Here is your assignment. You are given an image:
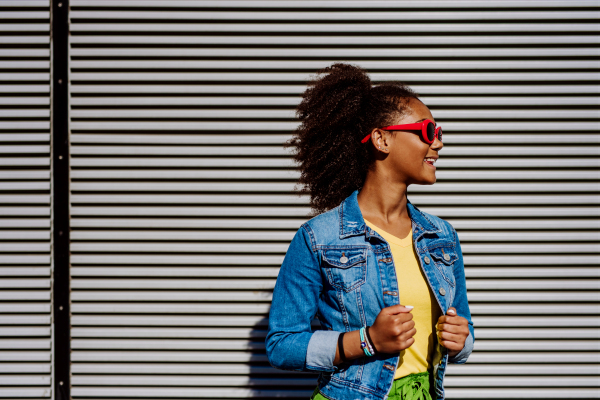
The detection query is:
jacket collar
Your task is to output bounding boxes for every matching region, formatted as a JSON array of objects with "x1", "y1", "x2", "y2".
[{"x1": 339, "y1": 189, "x2": 440, "y2": 239}]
